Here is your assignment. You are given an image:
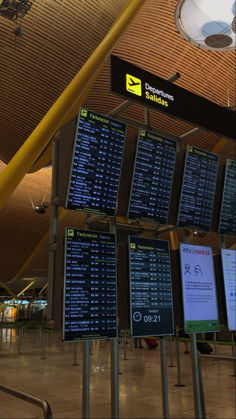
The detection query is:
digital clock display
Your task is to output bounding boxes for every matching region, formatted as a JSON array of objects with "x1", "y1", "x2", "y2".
[{"x1": 129, "y1": 236, "x2": 174, "y2": 337}]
